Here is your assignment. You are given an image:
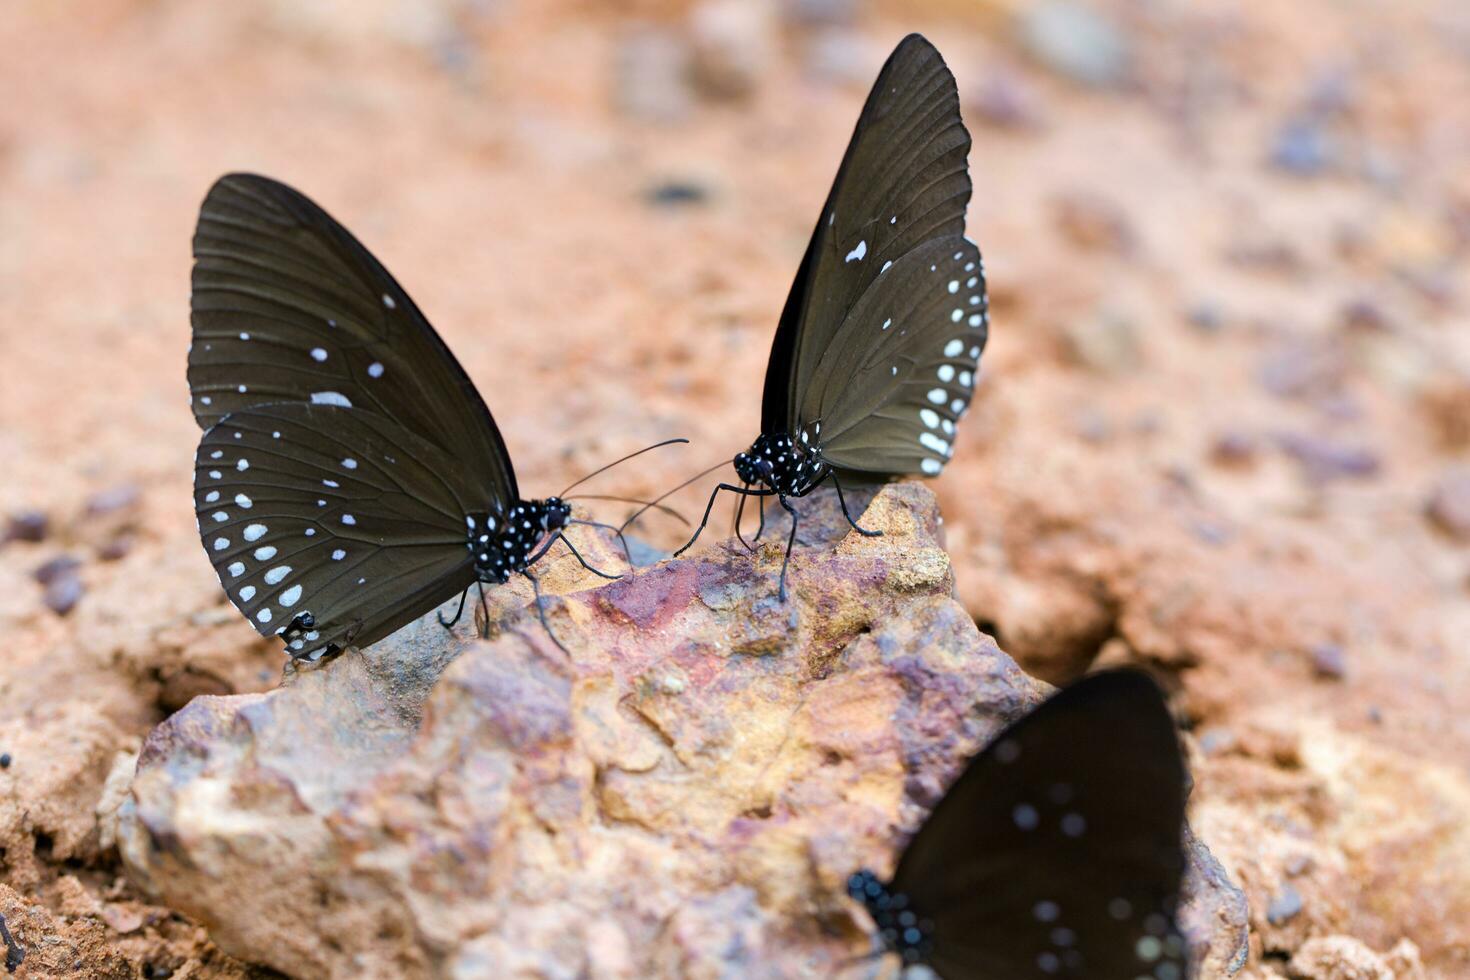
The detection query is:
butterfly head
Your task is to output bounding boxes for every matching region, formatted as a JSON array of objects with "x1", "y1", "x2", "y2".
[
  {"x1": 734, "y1": 432, "x2": 826, "y2": 496},
  {"x1": 847, "y1": 870, "x2": 933, "y2": 965},
  {"x1": 540, "y1": 496, "x2": 572, "y2": 533}
]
